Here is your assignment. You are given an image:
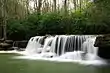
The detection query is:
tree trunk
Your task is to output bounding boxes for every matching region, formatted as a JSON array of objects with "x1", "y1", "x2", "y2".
[
  {"x1": 79, "y1": 0, "x2": 82, "y2": 12},
  {"x1": 73, "y1": 0, "x2": 77, "y2": 11},
  {"x1": 37, "y1": 0, "x2": 42, "y2": 15},
  {"x1": 64, "y1": 0, "x2": 67, "y2": 15},
  {"x1": 26, "y1": 0, "x2": 30, "y2": 15},
  {"x1": 53, "y1": 0, "x2": 56, "y2": 12},
  {"x1": 1, "y1": 0, "x2": 7, "y2": 40}
]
